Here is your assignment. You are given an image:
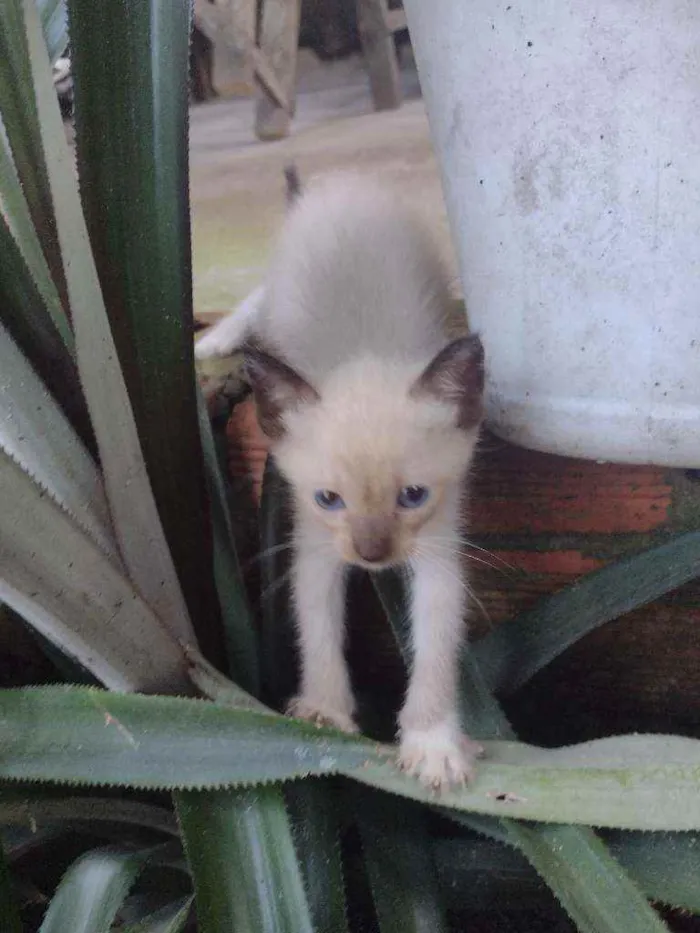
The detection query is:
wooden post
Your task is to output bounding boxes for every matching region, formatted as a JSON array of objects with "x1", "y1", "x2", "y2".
[
  {"x1": 254, "y1": 0, "x2": 301, "y2": 141},
  {"x1": 356, "y1": 0, "x2": 402, "y2": 111}
]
